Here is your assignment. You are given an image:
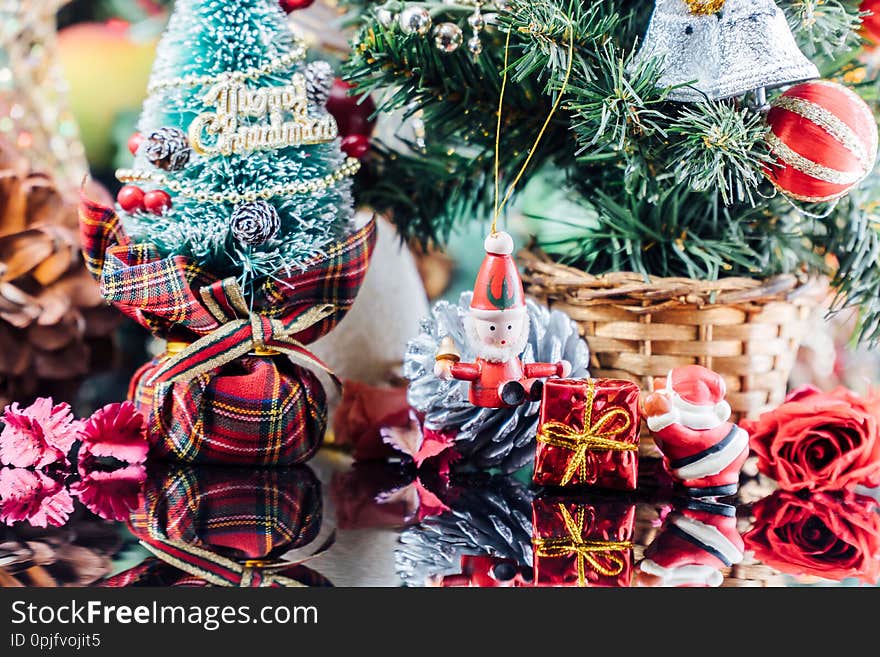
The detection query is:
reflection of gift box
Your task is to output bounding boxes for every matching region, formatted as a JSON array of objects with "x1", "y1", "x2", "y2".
[
  {"x1": 532, "y1": 496, "x2": 635, "y2": 587},
  {"x1": 534, "y1": 378, "x2": 640, "y2": 490}
]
